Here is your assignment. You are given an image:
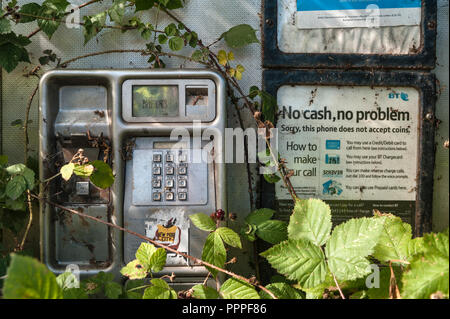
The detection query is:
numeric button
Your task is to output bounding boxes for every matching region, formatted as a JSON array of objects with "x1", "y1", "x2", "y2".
[{"x1": 178, "y1": 166, "x2": 187, "y2": 175}]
